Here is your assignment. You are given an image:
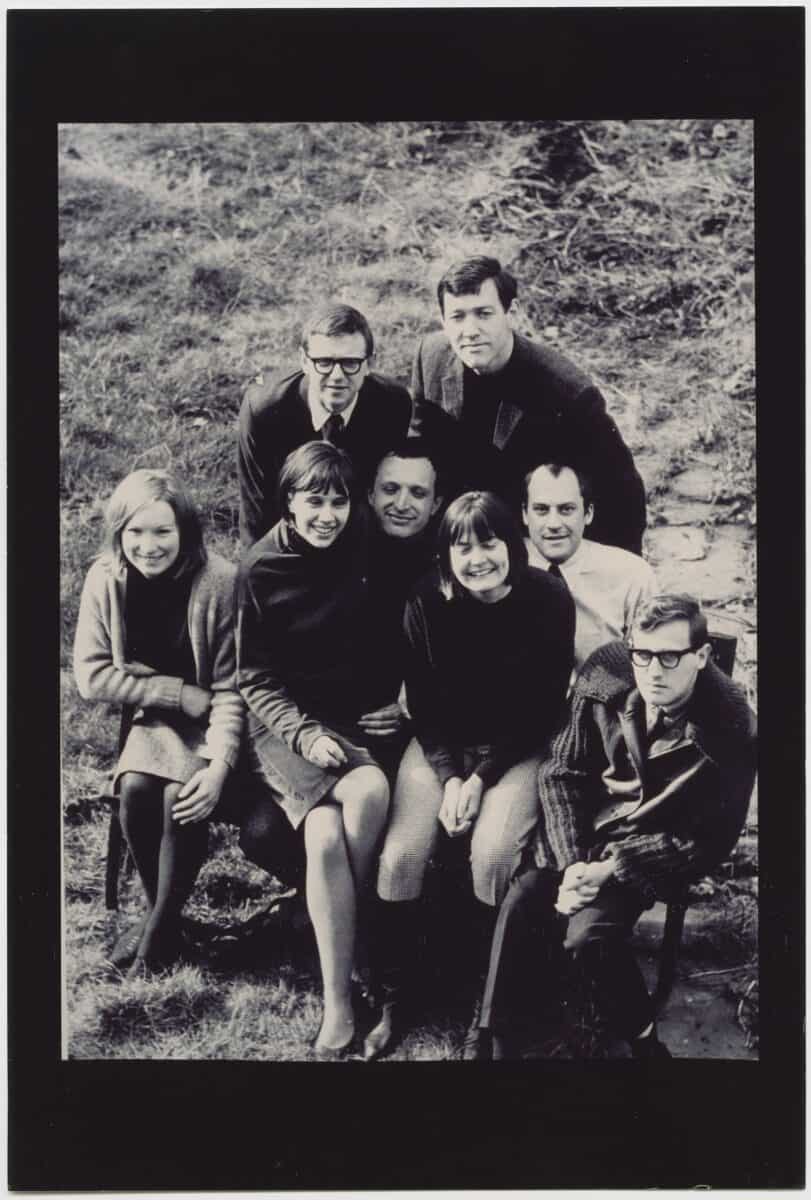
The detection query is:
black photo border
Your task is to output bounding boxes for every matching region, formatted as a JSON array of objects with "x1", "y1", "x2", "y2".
[{"x1": 8, "y1": 6, "x2": 804, "y2": 1190}]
